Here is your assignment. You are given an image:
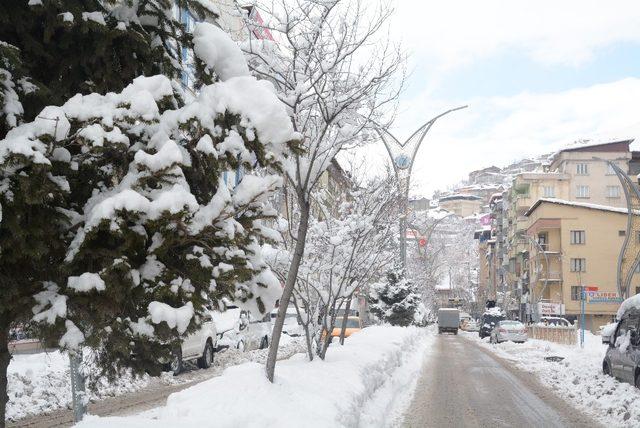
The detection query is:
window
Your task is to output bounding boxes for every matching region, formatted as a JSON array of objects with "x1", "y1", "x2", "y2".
[
  {"x1": 571, "y1": 286, "x2": 583, "y2": 301},
  {"x1": 620, "y1": 230, "x2": 627, "y2": 237},
  {"x1": 570, "y1": 258, "x2": 586, "y2": 272},
  {"x1": 570, "y1": 230, "x2": 585, "y2": 244},
  {"x1": 607, "y1": 163, "x2": 617, "y2": 175},
  {"x1": 542, "y1": 186, "x2": 555, "y2": 198},
  {"x1": 576, "y1": 185, "x2": 590, "y2": 198},
  {"x1": 576, "y1": 163, "x2": 589, "y2": 175},
  {"x1": 537, "y1": 232, "x2": 548, "y2": 250},
  {"x1": 607, "y1": 185, "x2": 621, "y2": 198}
]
